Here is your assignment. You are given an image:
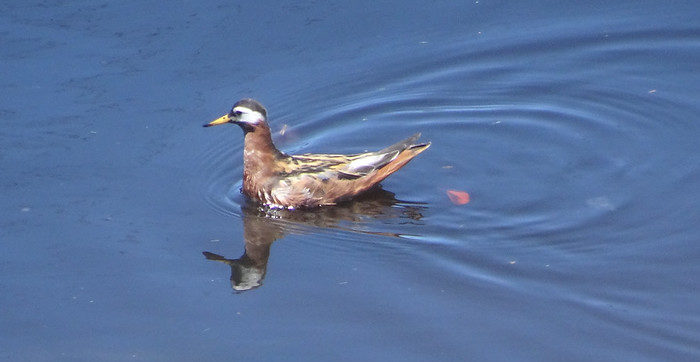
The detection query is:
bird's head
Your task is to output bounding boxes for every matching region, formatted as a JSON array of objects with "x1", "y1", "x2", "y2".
[{"x1": 204, "y1": 98, "x2": 268, "y2": 132}]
